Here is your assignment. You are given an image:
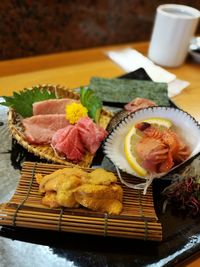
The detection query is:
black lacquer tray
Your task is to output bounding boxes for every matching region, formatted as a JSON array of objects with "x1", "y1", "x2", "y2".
[{"x1": 1, "y1": 69, "x2": 200, "y2": 267}]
